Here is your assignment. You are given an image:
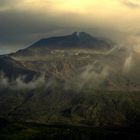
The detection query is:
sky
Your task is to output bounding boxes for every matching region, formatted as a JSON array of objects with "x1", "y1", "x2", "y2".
[{"x1": 0, "y1": 0, "x2": 140, "y2": 54}]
